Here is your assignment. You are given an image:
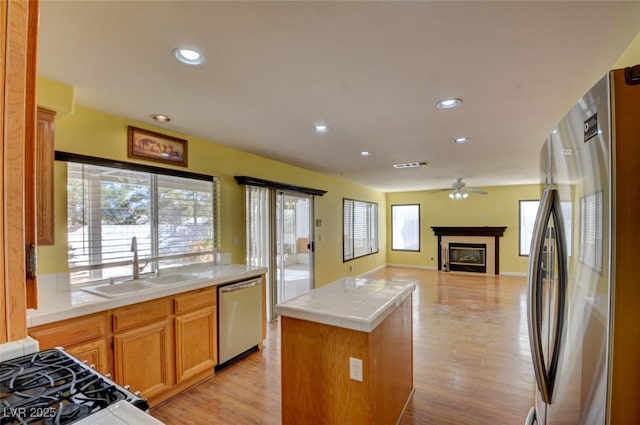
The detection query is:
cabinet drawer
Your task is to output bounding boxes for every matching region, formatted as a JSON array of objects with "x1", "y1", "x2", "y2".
[
  {"x1": 174, "y1": 288, "x2": 216, "y2": 314},
  {"x1": 29, "y1": 312, "x2": 107, "y2": 349},
  {"x1": 112, "y1": 299, "x2": 171, "y2": 333}
]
